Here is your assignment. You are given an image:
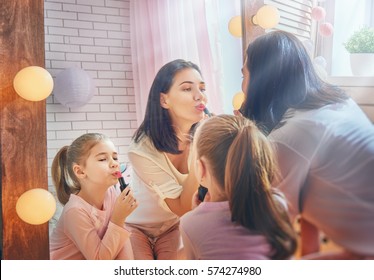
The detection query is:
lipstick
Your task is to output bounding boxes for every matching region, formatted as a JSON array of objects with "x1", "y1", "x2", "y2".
[
  {"x1": 115, "y1": 171, "x2": 128, "y2": 192},
  {"x1": 203, "y1": 107, "x2": 212, "y2": 117}
]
